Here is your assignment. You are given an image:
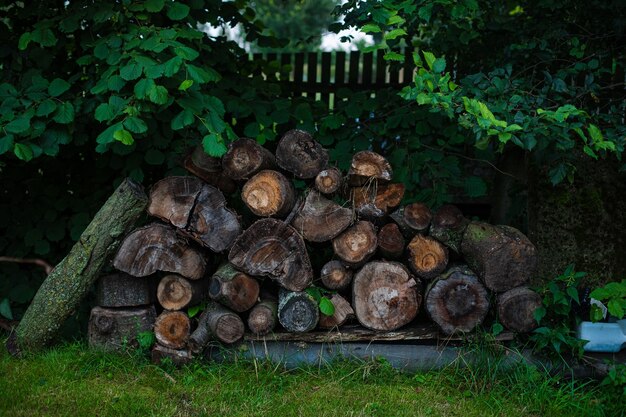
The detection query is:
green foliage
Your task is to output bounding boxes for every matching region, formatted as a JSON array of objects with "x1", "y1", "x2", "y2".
[
  {"x1": 305, "y1": 286, "x2": 335, "y2": 316},
  {"x1": 136, "y1": 331, "x2": 155, "y2": 352},
  {"x1": 600, "y1": 363, "x2": 626, "y2": 397},
  {"x1": 589, "y1": 279, "x2": 626, "y2": 321}
]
